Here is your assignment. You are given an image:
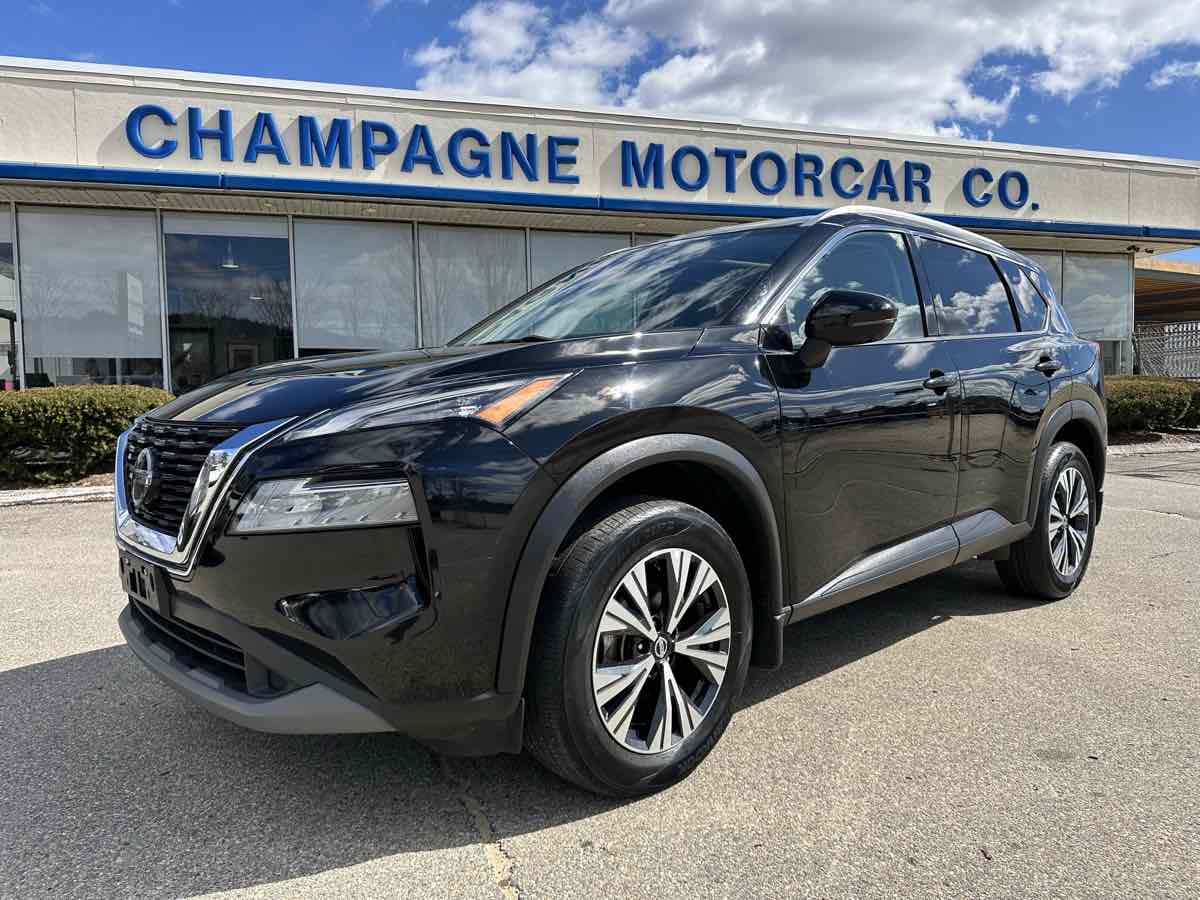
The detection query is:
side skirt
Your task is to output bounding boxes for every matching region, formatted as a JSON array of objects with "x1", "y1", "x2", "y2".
[{"x1": 782, "y1": 510, "x2": 1031, "y2": 625}]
